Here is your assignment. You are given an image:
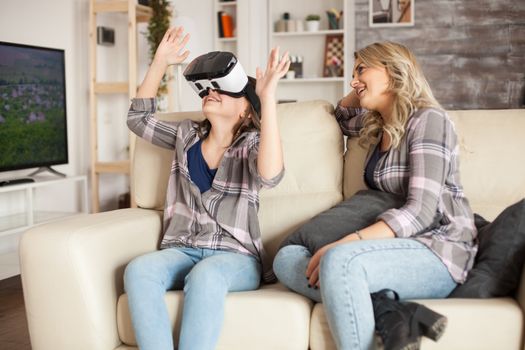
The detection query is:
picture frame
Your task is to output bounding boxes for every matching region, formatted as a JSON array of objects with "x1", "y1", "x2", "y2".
[
  {"x1": 323, "y1": 34, "x2": 344, "y2": 78},
  {"x1": 369, "y1": 0, "x2": 414, "y2": 27}
]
